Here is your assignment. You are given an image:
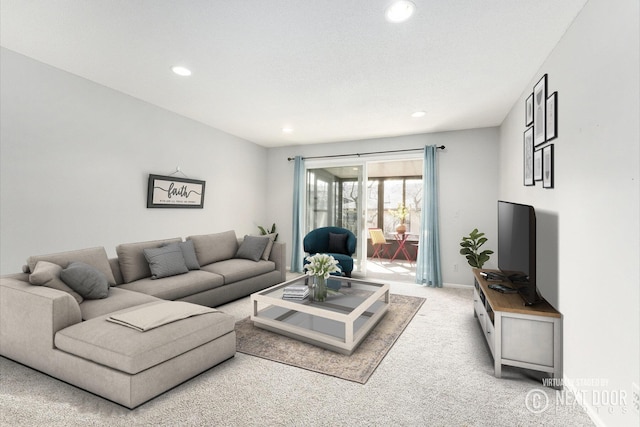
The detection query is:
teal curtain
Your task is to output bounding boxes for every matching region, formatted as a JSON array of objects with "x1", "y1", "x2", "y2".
[
  {"x1": 416, "y1": 145, "x2": 443, "y2": 287},
  {"x1": 291, "y1": 156, "x2": 305, "y2": 272}
]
